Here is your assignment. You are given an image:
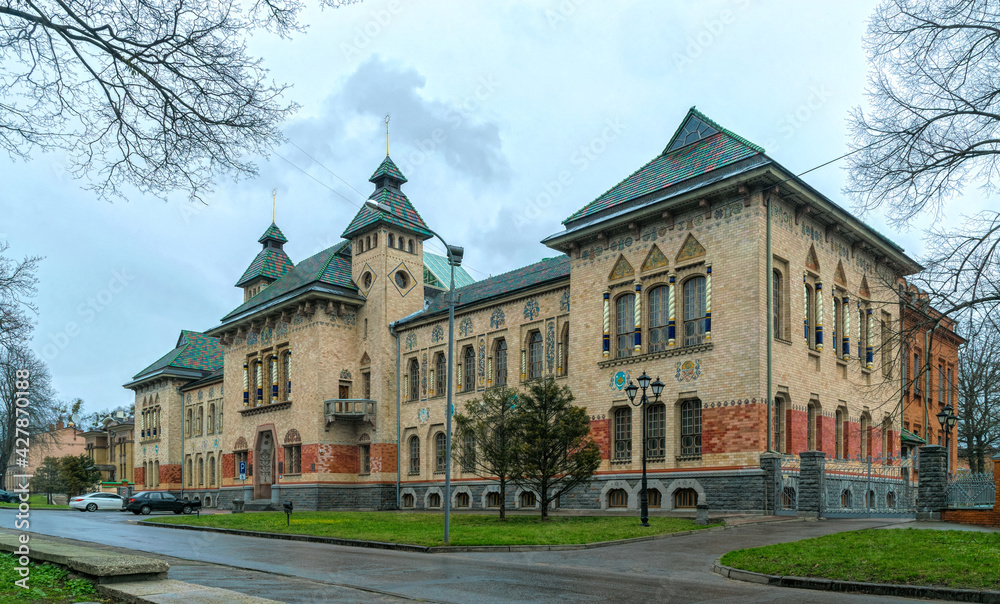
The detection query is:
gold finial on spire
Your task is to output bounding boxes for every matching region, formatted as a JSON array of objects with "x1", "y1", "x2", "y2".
[
  {"x1": 385, "y1": 113, "x2": 391, "y2": 156},
  {"x1": 271, "y1": 188, "x2": 277, "y2": 223}
]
